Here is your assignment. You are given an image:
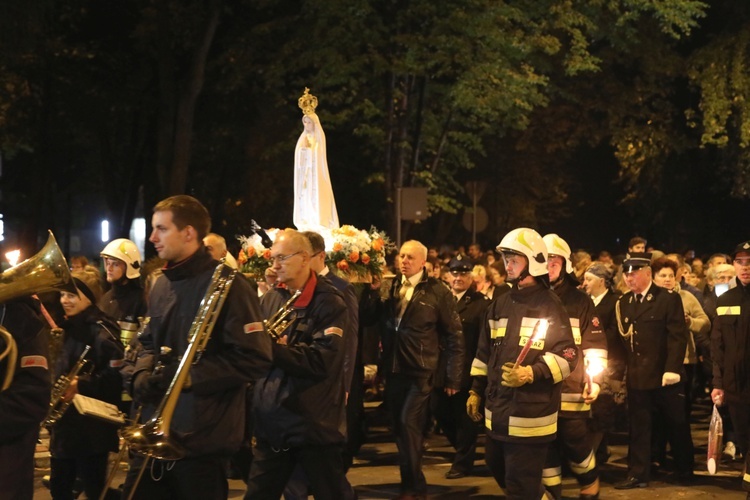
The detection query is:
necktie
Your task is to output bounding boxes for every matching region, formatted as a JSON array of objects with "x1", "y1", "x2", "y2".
[
  {"x1": 397, "y1": 280, "x2": 413, "y2": 324},
  {"x1": 635, "y1": 293, "x2": 643, "y2": 304}
]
